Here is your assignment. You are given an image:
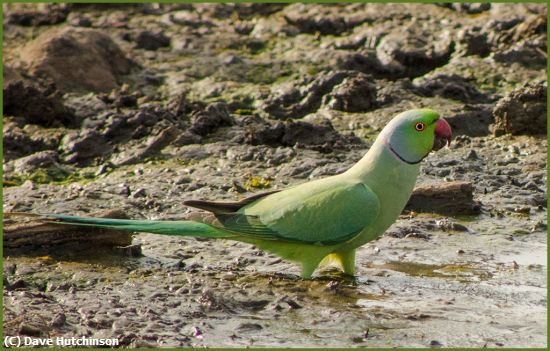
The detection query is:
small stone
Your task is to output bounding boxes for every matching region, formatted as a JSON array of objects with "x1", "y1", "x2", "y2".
[
  {"x1": 19, "y1": 323, "x2": 42, "y2": 336},
  {"x1": 130, "y1": 188, "x2": 146, "y2": 198},
  {"x1": 7, "y1": 278, "x2": 27, "y2": 291},
  {"x1": 429, "y1": 340, "x2": 443, "y2": 348},
  {"x1": 50, "y1": 313, "x2": 66, "y2": 327},
  {"x1": 135, "y1": 30, "x2": 170, "y2": 51},
  {"x1": 326, "y1": 281, "x2": 339, "y2": 290},
  {"x1": 95, "y1": 164, "x2": 110, "y2": 176},
  {"x1": 464, "y1": 149, "x2": 479, "y2": 160},
  {"x1": 22, "y1": 180, "x2": 36, "y2": 190},
  {"x1": 513, "y1": 206, "x2": 530, "y2": 215},
  {"x1": 281, "y1": 296, "x2": 302, "y2": 309},
  {"x1": 236, "y1": 323, "x2": 263, "y2": 332}
]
